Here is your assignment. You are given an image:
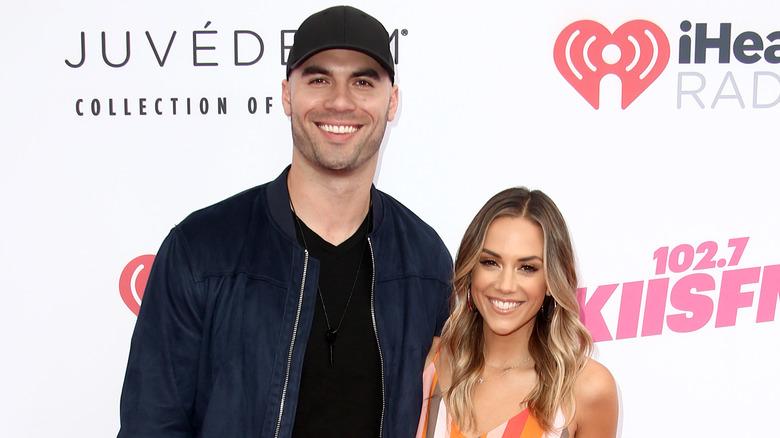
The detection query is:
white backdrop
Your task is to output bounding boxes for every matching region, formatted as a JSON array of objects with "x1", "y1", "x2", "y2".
[{"x1": 2, "y1": 1, "x2": 778, "y2": 436}]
